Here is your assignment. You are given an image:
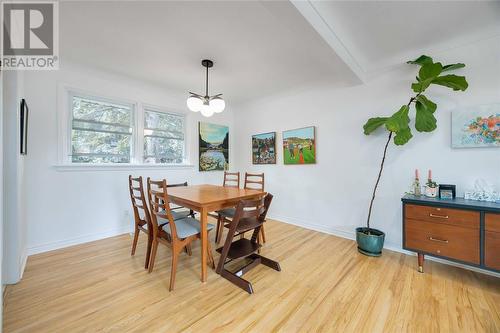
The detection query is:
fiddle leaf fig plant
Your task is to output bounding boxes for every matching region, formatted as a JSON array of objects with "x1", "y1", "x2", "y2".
[{"x1": 362, "y1": 55, "x2": 468, "y2": 230}]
